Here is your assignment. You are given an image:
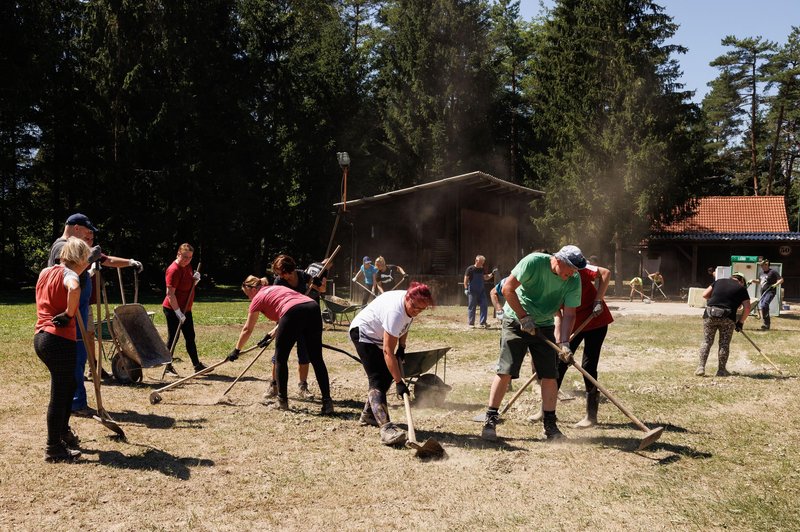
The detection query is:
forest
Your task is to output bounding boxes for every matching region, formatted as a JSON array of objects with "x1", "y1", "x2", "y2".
[{"x1": 1, "y1": 0, "x2": 798, "y2": 287}]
